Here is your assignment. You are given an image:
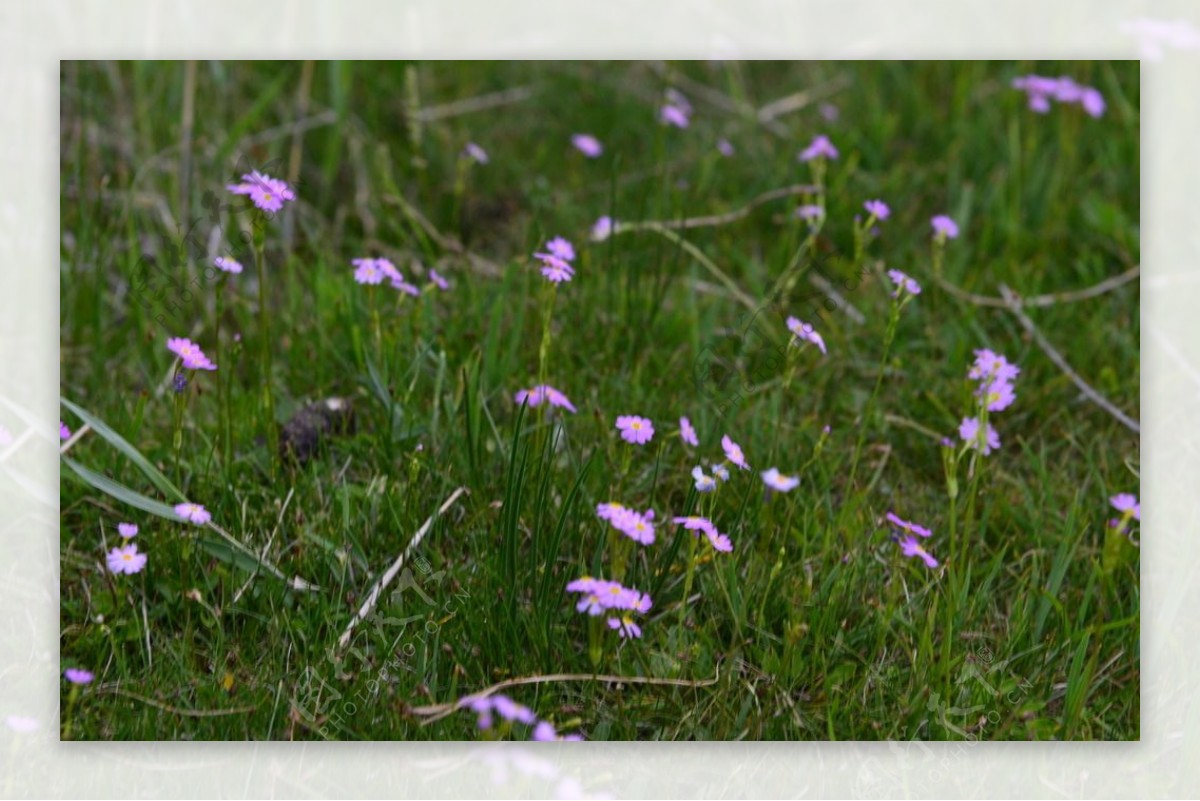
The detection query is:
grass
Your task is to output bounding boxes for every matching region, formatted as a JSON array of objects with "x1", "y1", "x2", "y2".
[{"x1": 59, "y1": 60, "x2": 1139, "y2": 741}]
